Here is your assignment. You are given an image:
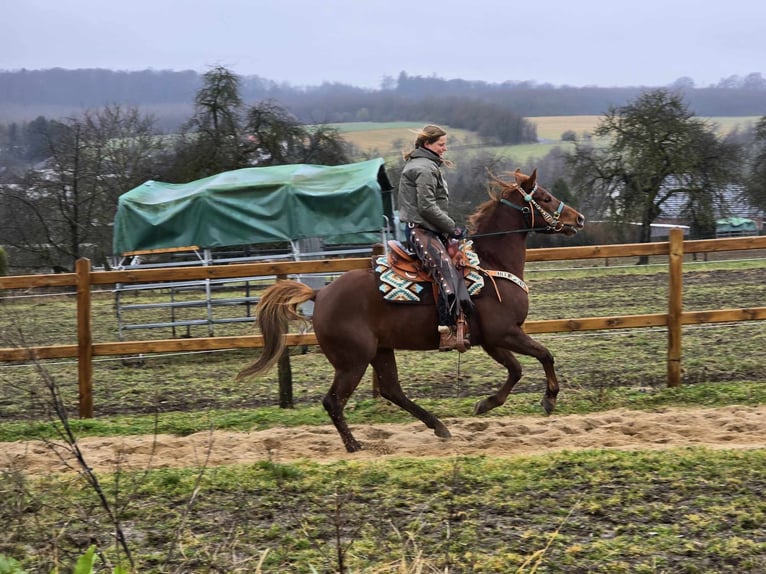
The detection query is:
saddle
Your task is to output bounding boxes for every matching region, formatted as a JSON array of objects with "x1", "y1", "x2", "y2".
[
  {"x1": 373, "y1": 240, "x2": 484, "y2": 304},
  {"x1": 386, "y1": 240, "x2": 436, "y2": 282}
]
